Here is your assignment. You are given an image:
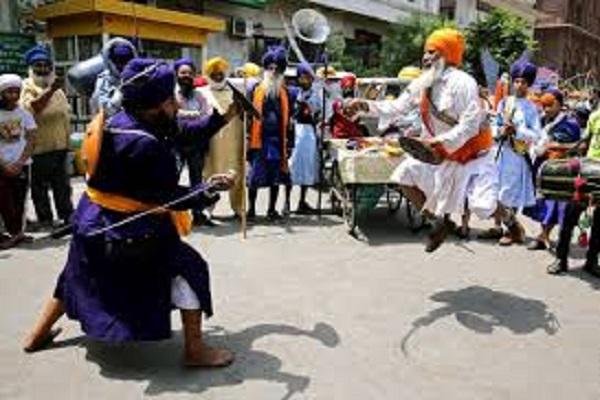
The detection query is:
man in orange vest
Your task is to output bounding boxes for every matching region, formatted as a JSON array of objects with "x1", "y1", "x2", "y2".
[
  {"x1": 247, "y1": 46, "x2": 294, "y2": 222},
  {"x1": 347, "y1": 28, "x2": 523, "y2": 252}
]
